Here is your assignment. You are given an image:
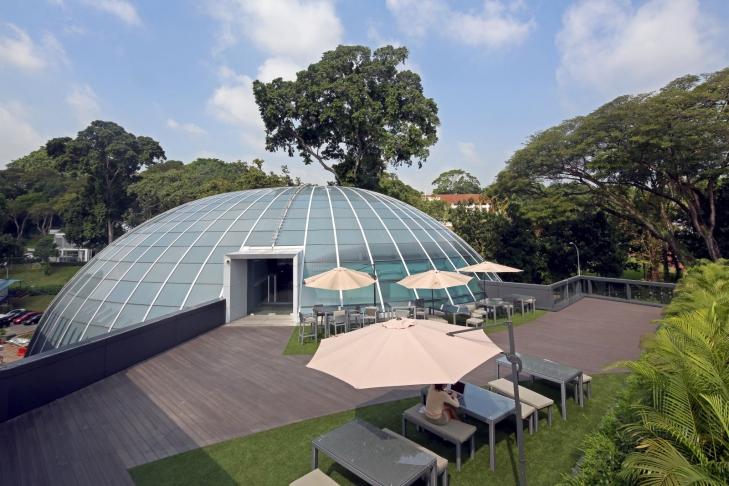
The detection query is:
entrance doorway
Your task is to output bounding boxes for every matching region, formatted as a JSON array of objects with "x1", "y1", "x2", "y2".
[{"x1": 247, "y1": 258, "x2": 293, "y2": 315}]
